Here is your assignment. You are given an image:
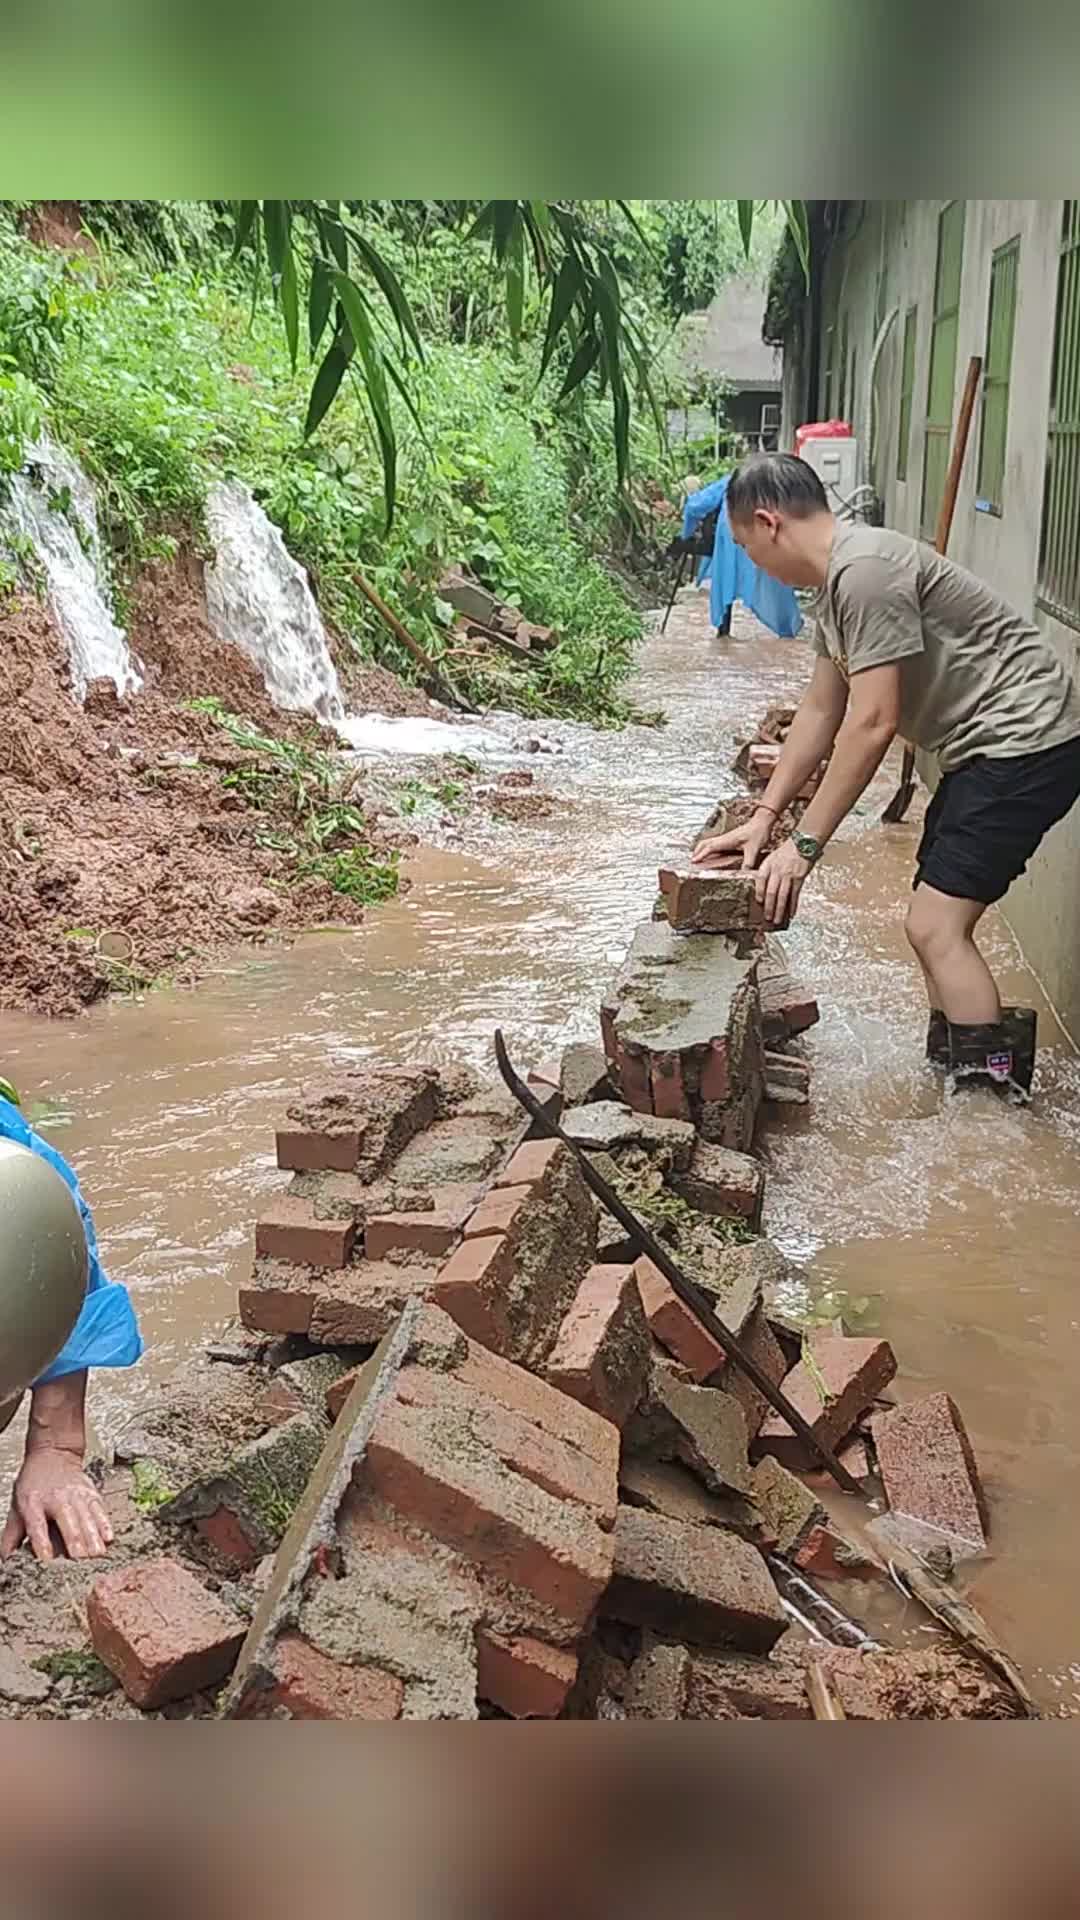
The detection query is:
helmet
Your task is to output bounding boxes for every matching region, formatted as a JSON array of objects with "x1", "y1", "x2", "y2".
[{"x1": 0, "y1": 1140, "x2": 88, "y2": 1432}]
